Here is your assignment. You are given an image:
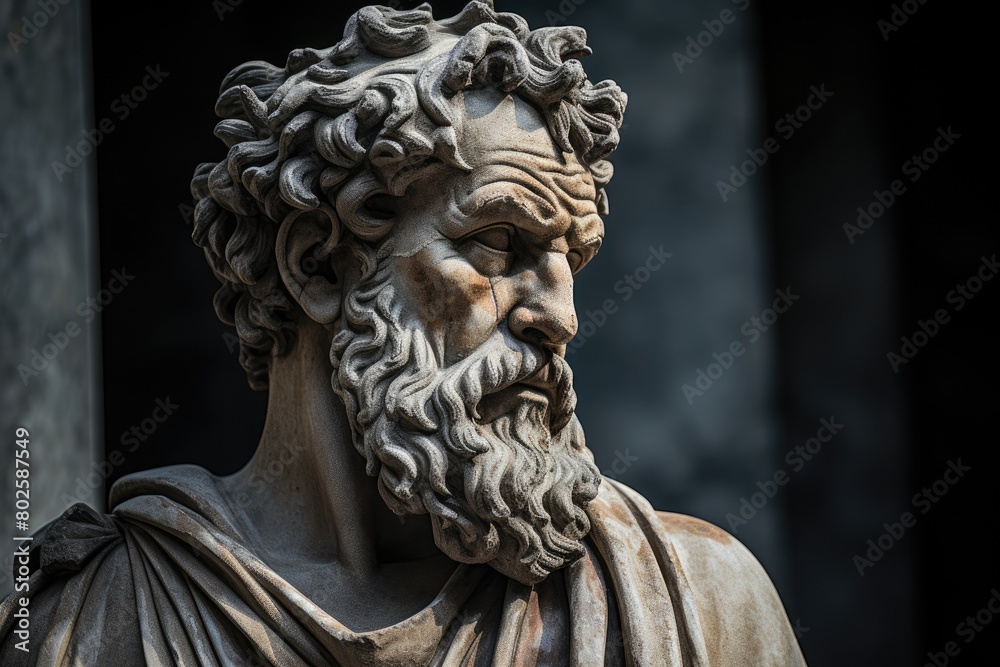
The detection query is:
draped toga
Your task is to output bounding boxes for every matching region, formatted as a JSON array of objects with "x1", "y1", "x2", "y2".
[{"x1": 0, "y1": 466, "x2": 807, "y2": 666}]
